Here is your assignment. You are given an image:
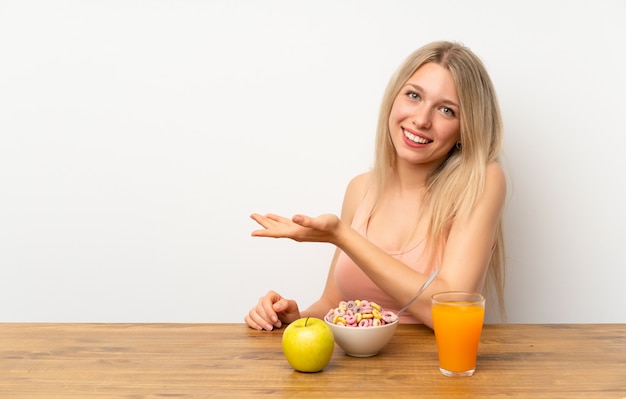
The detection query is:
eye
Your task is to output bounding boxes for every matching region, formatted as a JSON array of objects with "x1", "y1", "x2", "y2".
[
  {"x1": 406, "y1": 91, "x2": 420, "y2": 100},
  {"x1": 441, "y1": 107, "x2": 456, "y2": 117}
]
